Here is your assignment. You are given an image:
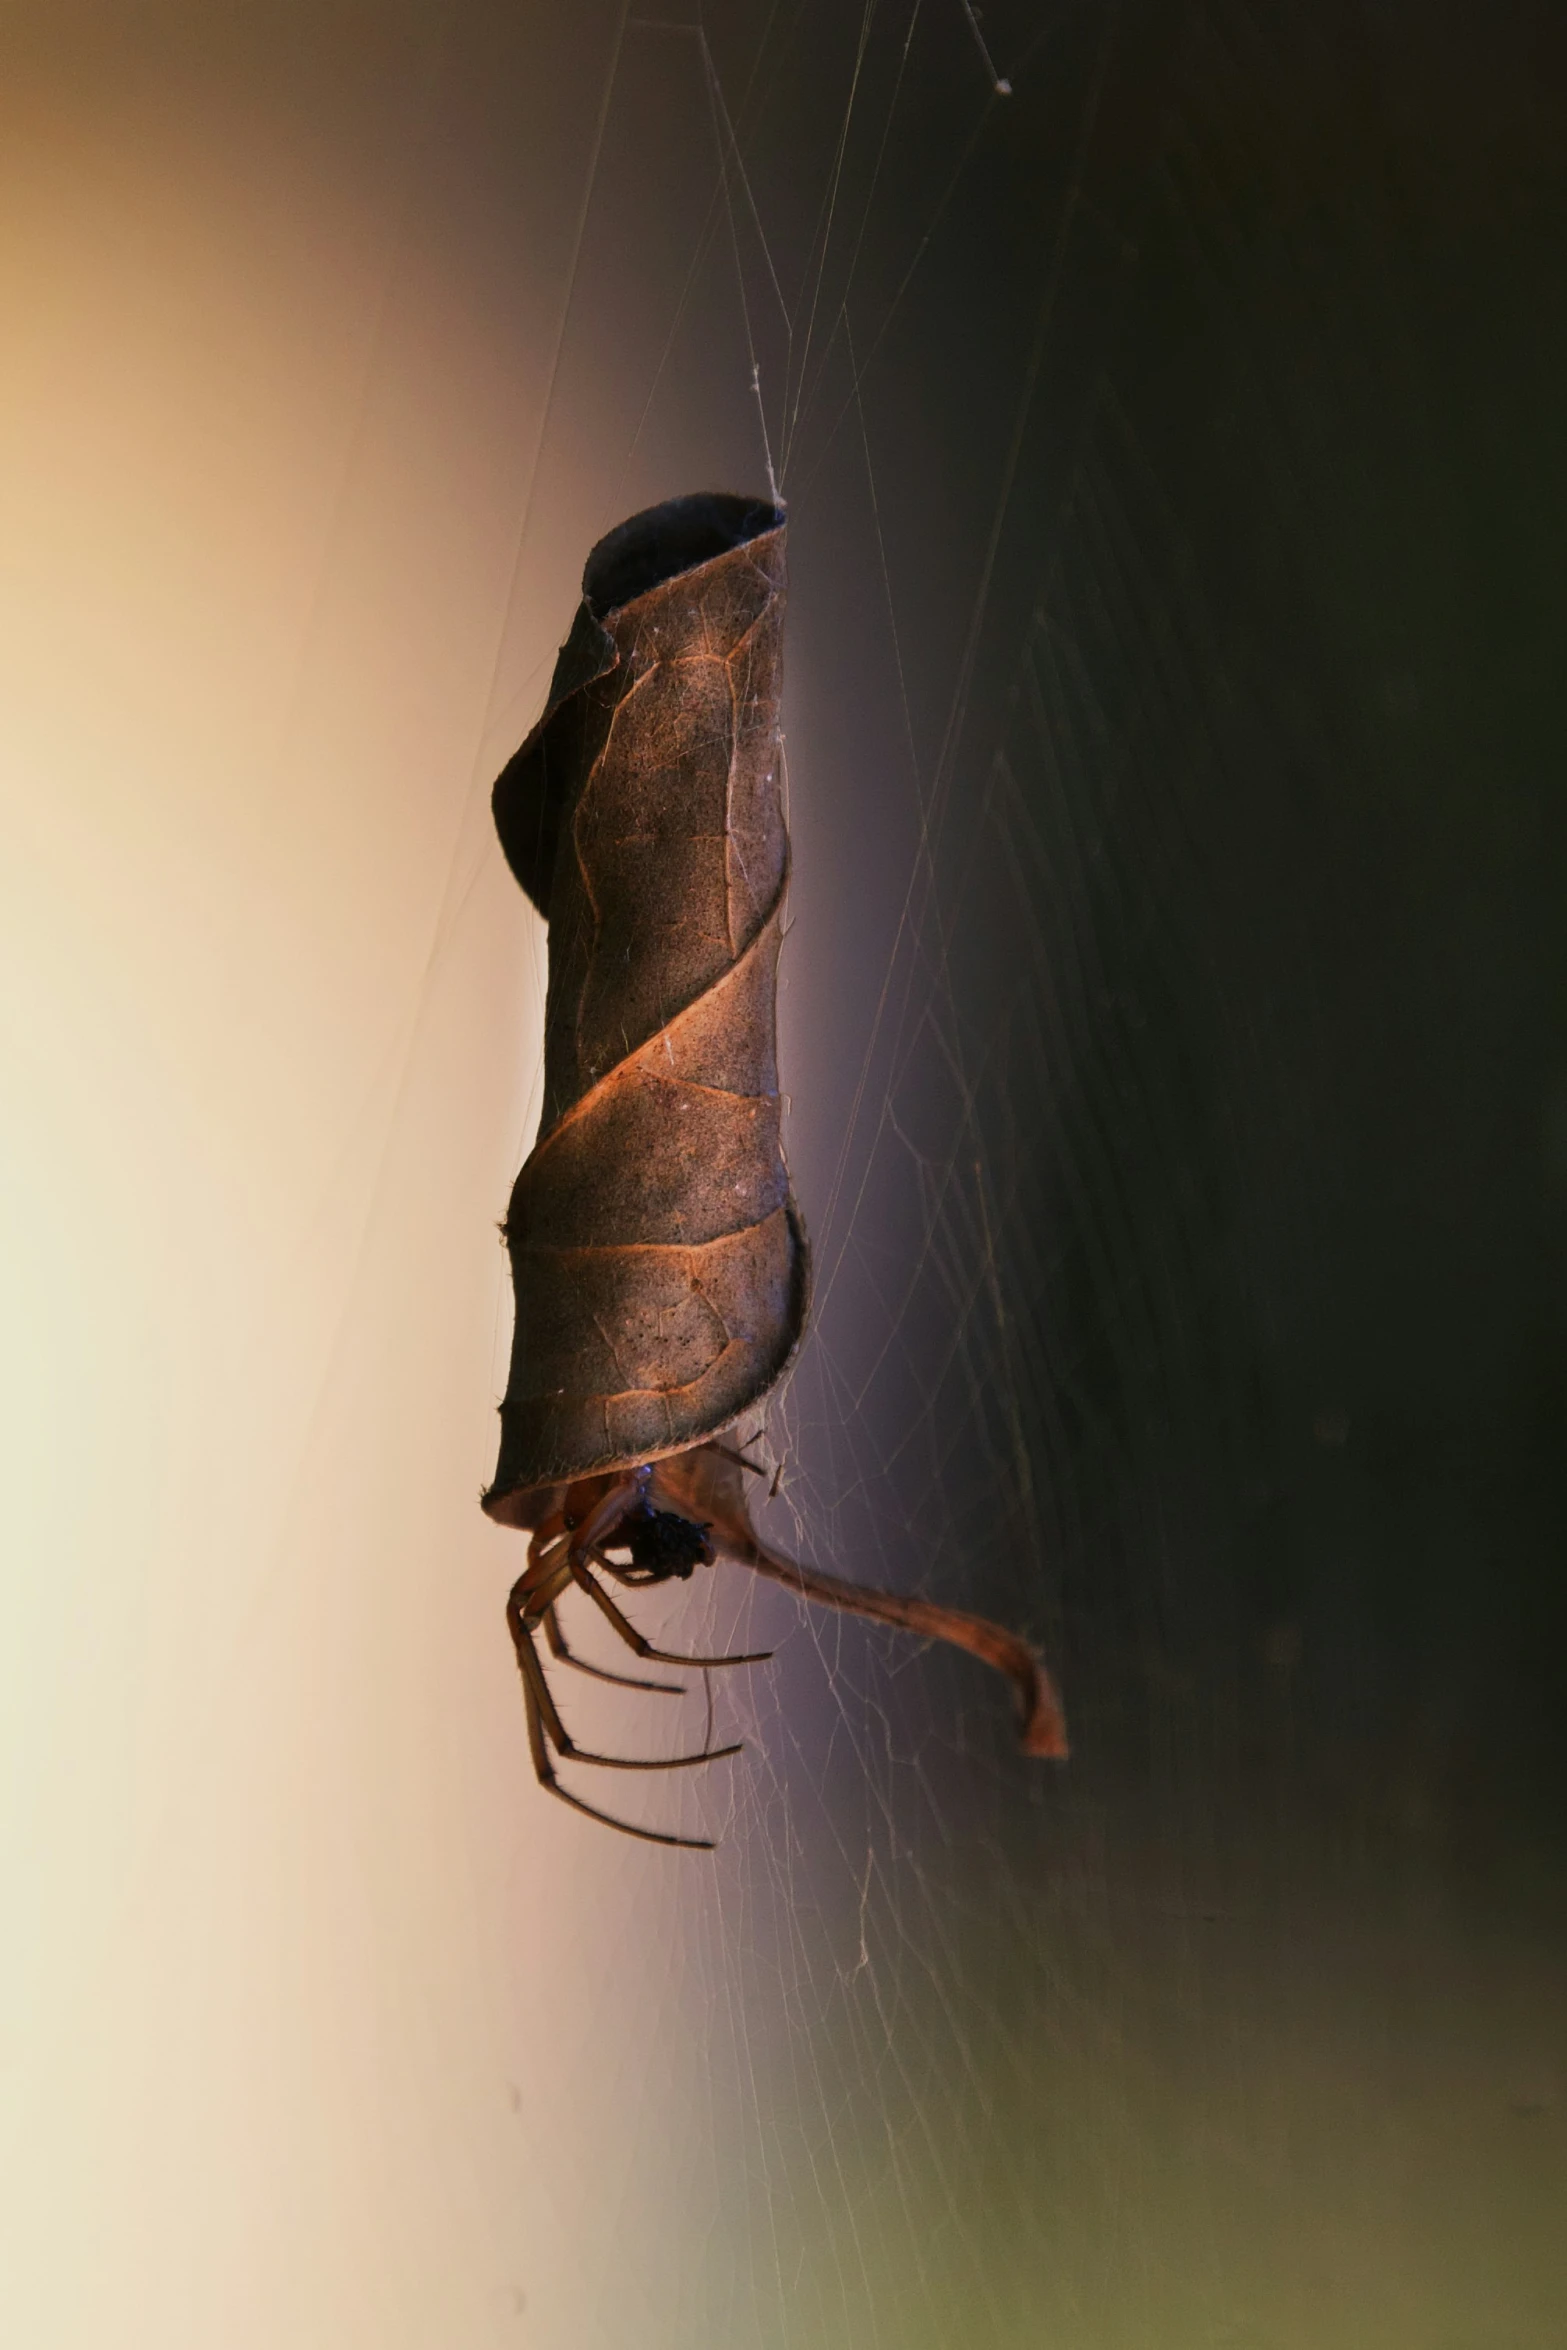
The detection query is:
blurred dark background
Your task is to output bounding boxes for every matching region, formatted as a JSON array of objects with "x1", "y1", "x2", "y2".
[
  {"x1": 733, "y1": 0, "x2": 1567, "y2": 1887},
  {"x1": 683, "y1": 2, "x2": 1567, "y2": 2338}
]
